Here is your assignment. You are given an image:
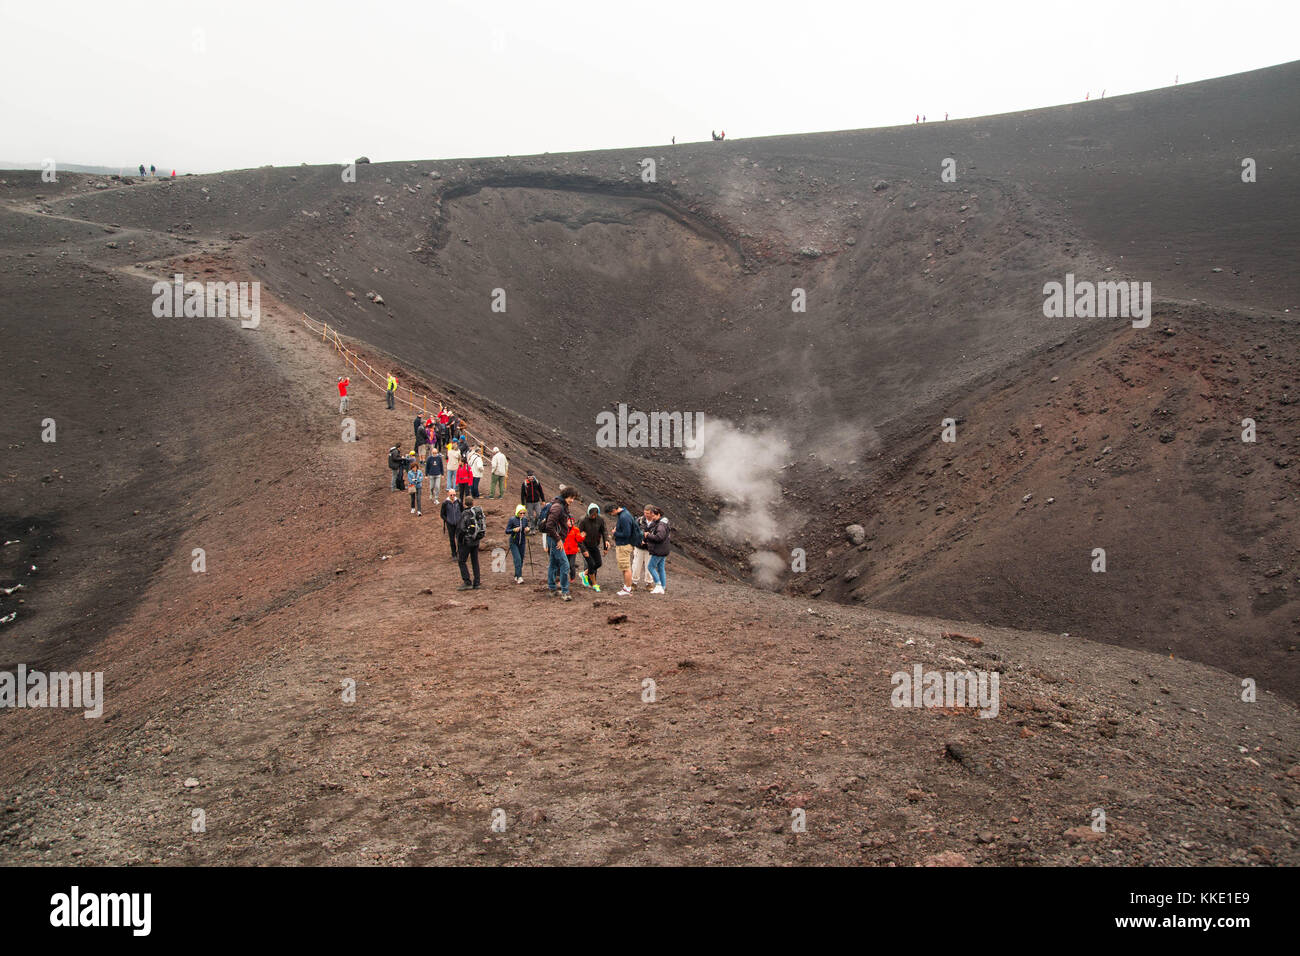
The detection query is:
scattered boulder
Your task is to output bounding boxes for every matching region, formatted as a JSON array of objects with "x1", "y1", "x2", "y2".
[{"x1": 845, "y1": 524, "x2": 866, "y2": 546}]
